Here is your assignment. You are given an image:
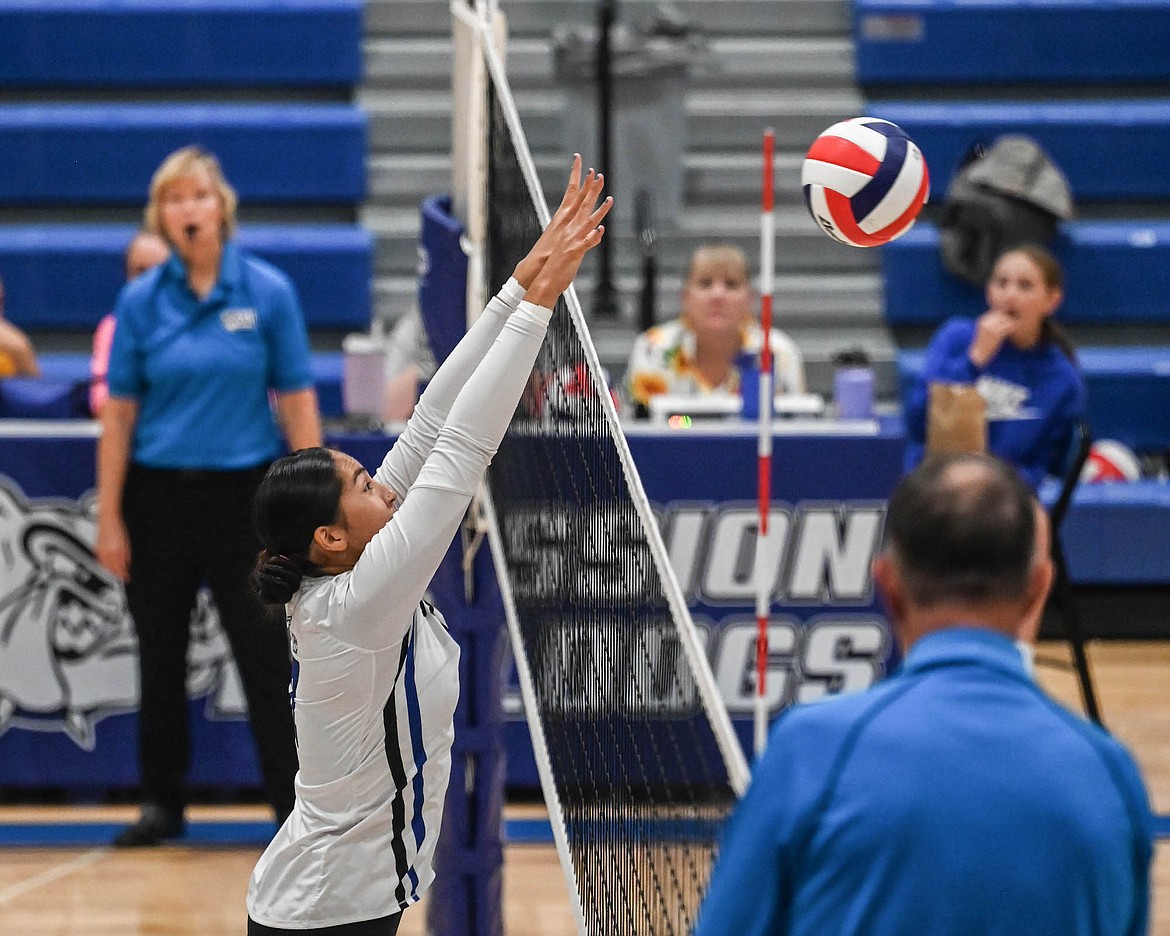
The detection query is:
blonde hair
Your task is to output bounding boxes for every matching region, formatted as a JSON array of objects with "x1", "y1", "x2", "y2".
[
  {"x1": 686, "y1": 244, "x2": 749, "y2": 285},
  {"x1": 144, "y1": 146, "x2": 238, "y2": 245}
]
